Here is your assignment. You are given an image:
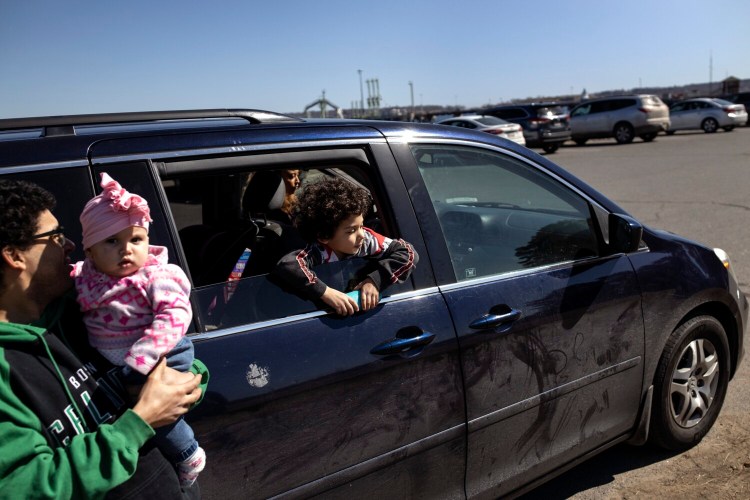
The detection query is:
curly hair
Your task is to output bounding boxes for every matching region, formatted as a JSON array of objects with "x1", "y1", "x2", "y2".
[
  {"x1": 0, "y1": 179, "x2": 56, "y2": 251},
  {"x1": 293, "y1": 177, "x2": 372, "y2": 243}
]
